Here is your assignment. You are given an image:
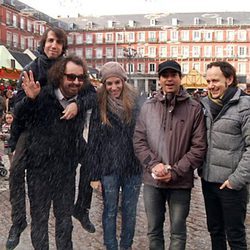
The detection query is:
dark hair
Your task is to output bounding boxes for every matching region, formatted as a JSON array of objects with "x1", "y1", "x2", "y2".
[
  {"x1": 206, "y1": 61, "x2": 238, "y2": 87},
  {"x1": 39, "y1": 27, "x2": 68, "y2": 55},
  {"x1": 48, "y1": 55, "x2": 89, "y2": 88}
]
